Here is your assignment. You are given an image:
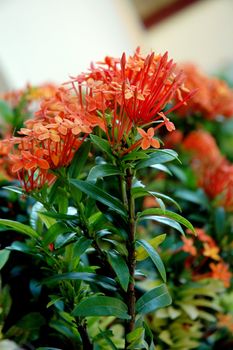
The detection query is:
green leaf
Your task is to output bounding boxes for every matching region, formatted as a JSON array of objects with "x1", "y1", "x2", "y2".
[
  {"x1": 107, "y1": 251, "x2": 129, "y2": 291},
  {"x1": 55, "y1": 232, "x2": 77, "y2": 249},
  {"x1": 87, "y1": 164, "x2": 121, "y2": 182},
  {"x1": 68, "y1": 140, "x2": 91, "y2": 178},
  {"x1": 132, "y1": 188, "x2": 181, "y2": 212},
  {"x1": 136, "y1": 234, "x2": 166, "y2": 260},
  {"x1": 149, "y1": 164, "x2": 172, "y2": 175},
  {"x1": 0, "y1": 249, "x2": 10, "y2": 270},
  {"x1": 0, "y1": 219, "x2": 39, "y2": 239},
  {"x1": 214, "y1": 207, "x2": 225, "y2": 237},
  {"x1": 90, "y1": 135, "x2": 114, "y2": 158},
  {"x1": 38, "y1": 211, "x2": 78, "y2": 222},
  {"x1": 136, "y1": 239, "x2": 166, "y2": 282},
  {"x1": 98, "y1": 329, "x2": 118, "y2": 350},
  {"x1": 72, "y1": 296, "x2": 130, "y2": 319},
  {"x1": 175, "y1": 189, "x2": 209, "y2": 208},
  {"x1": 7, "y1": 241, "x2": 34, "y2": 254},
  {"x1": 139, "y1": 215, "x2": 184, "y2": 235},
  {"x1": 135, "y1": 149, "x2": 179, "y2": 170},
  {"x1": 151, "y1": 192, "x2": 181, "y2": 212},
  {"x1": 179, "y1": 303, "x2": 199, "y2": 320},
  {"x1": 43, "y1": 223, "x2": 74, "y2": 246},
  {"x1": 136, "y1": 284, "x2": 172, "y2": 314},
  {"x1": 139, "y1": 208, "x2": 195, "y2": 234},
  {"x1": 56, "y1": 187, "x2": 68, "y2": 214},
  {"x1": 126, "y1": 327, "x2": 146, "y2": 349},
  {"x1": 73, "y1": 237, "x2": 92, "y2": 257},
  {"x1": 70, "y1": 179, "x2": 127, "y2": 217},
  {"x1": 44, "y1": 272, "x2": 117, "y2": 291},
  {"x1": 122, "y1": 151, "x2": 149, "y2": 161},
  {"x1": 3, "y1": 185, "x2": 24, "y2": 195}
]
